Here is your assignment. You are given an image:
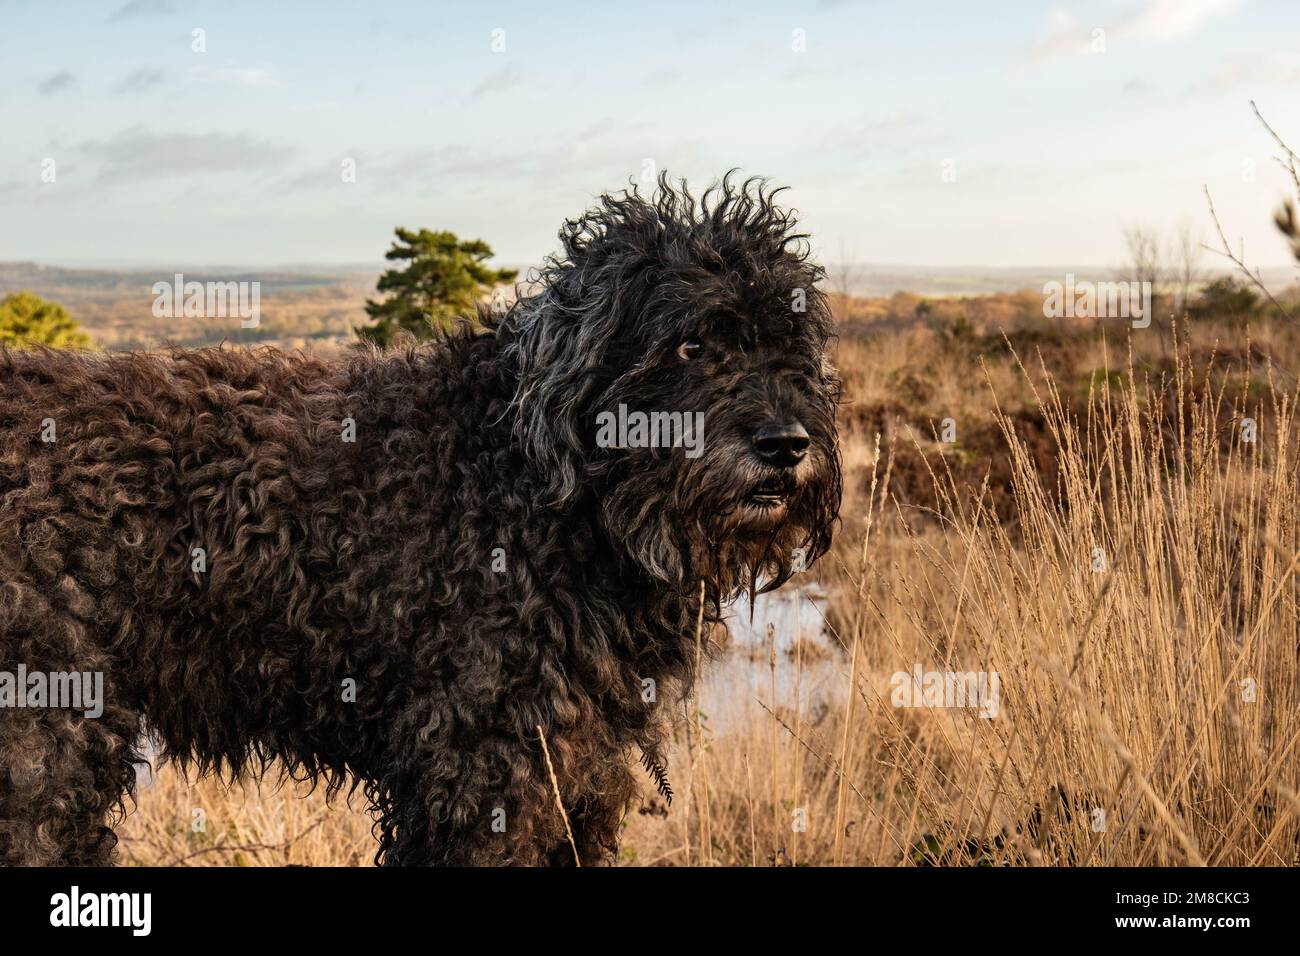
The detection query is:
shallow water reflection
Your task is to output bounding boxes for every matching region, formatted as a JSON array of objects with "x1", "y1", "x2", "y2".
[{"x1": 703, "y1": 586, "x2": 847, "y2": 735}]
